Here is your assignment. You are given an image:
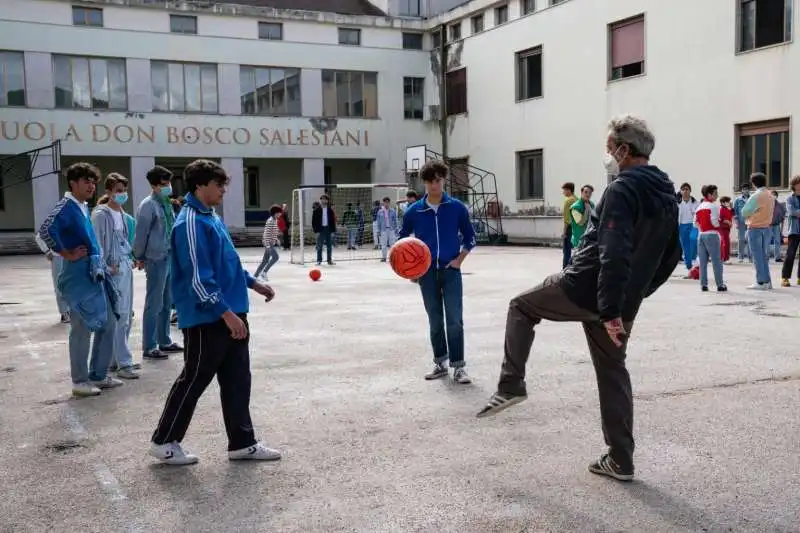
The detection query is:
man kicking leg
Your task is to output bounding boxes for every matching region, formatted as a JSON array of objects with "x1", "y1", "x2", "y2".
[{"x1": 477, "y1": 115, "x2": 681, "y2": 482}]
